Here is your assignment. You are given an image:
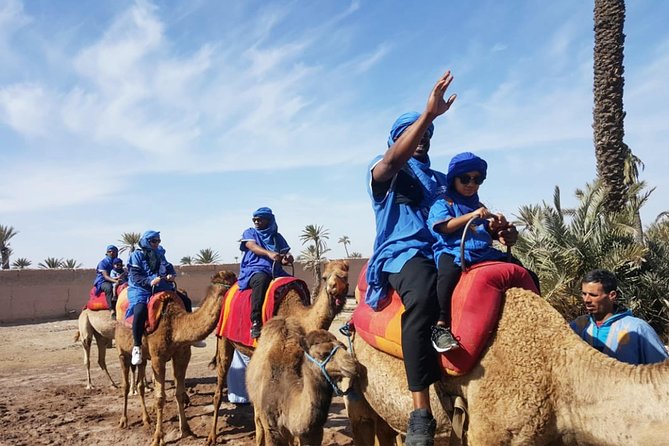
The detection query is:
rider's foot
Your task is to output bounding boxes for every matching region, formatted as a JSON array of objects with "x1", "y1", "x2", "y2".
[
  {"x1": 430, "y1": 325, "x2": 460, "y2": 353},
  {"x1": 131, "y1": 346, "x2": 142, "y2": 365},
  {"x1": 192, "y1": 340, "x2": 207, "y2": 348},
  {"x1": 405, "y1": 408, "x2": 436, "y2": 446},
  {"x1": 250, "y1": 320, "x2": 262, "y2": 339}
]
